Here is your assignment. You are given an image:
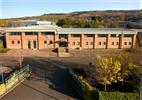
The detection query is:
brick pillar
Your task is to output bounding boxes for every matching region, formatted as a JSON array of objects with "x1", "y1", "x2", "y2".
[
  {"x1": 21, "y1": 32, "x2": 25, "y2": 49},
  {"x1": 107, "y1": 34, "x2": 111, "y2": 49},
  {"x1": 81, "y1": 34, "x2": 84, "y2": 48},
  {"x1": 38, "y1": 32, "x2": 42, "y2": 49},
  {"x1": 94, "y1": 34, "x2": 96, "y2": 48},
  {"x1": 132, "y1": 34, "x2": 136, "y2": 48},
  {"x1": 119, "y1": 34, "x2": 123, "y2": 49},
  {"x1": 54, "y1": 34, "x2": 59, "y2": 48},
  {"x1": 68, "y1": 34, "x2": 71, "y2": 48},
  {"x1": 6, "y1": 32, "x2": 10, "y2": 48}
]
